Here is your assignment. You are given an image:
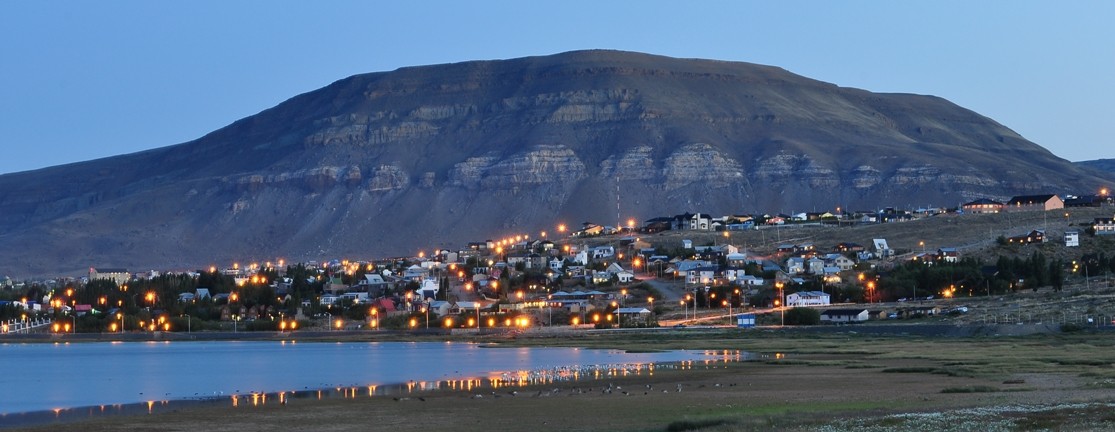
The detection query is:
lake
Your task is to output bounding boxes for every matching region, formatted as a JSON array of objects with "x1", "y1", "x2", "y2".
[{"x1": 0, "y1": 341, "x2": 716, "y2": 417}]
